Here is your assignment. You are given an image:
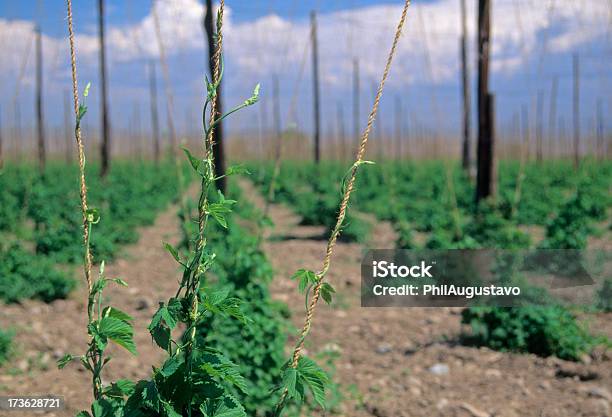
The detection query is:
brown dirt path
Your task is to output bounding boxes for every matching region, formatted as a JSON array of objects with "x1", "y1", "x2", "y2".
[
  {"x1": 239, "y1": 179, "x2": 612, "y2": 417},
  {"x1": 0, "y1": 194, "x2": 190, "y2": 416}
]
